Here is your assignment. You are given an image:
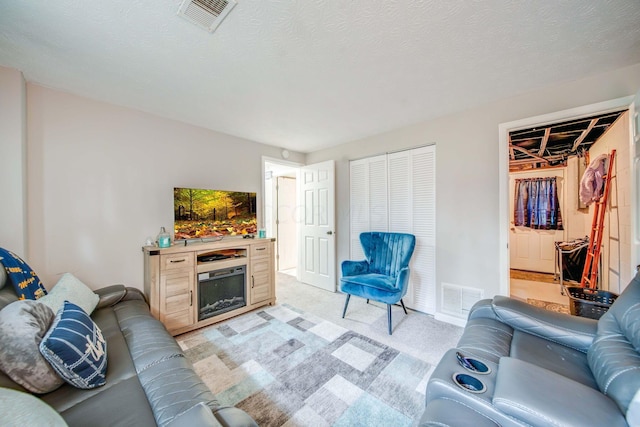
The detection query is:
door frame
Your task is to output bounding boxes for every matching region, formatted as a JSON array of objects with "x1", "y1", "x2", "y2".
[{"x1": 498, "y1": 96, "x2": 635, "y2": 296}]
